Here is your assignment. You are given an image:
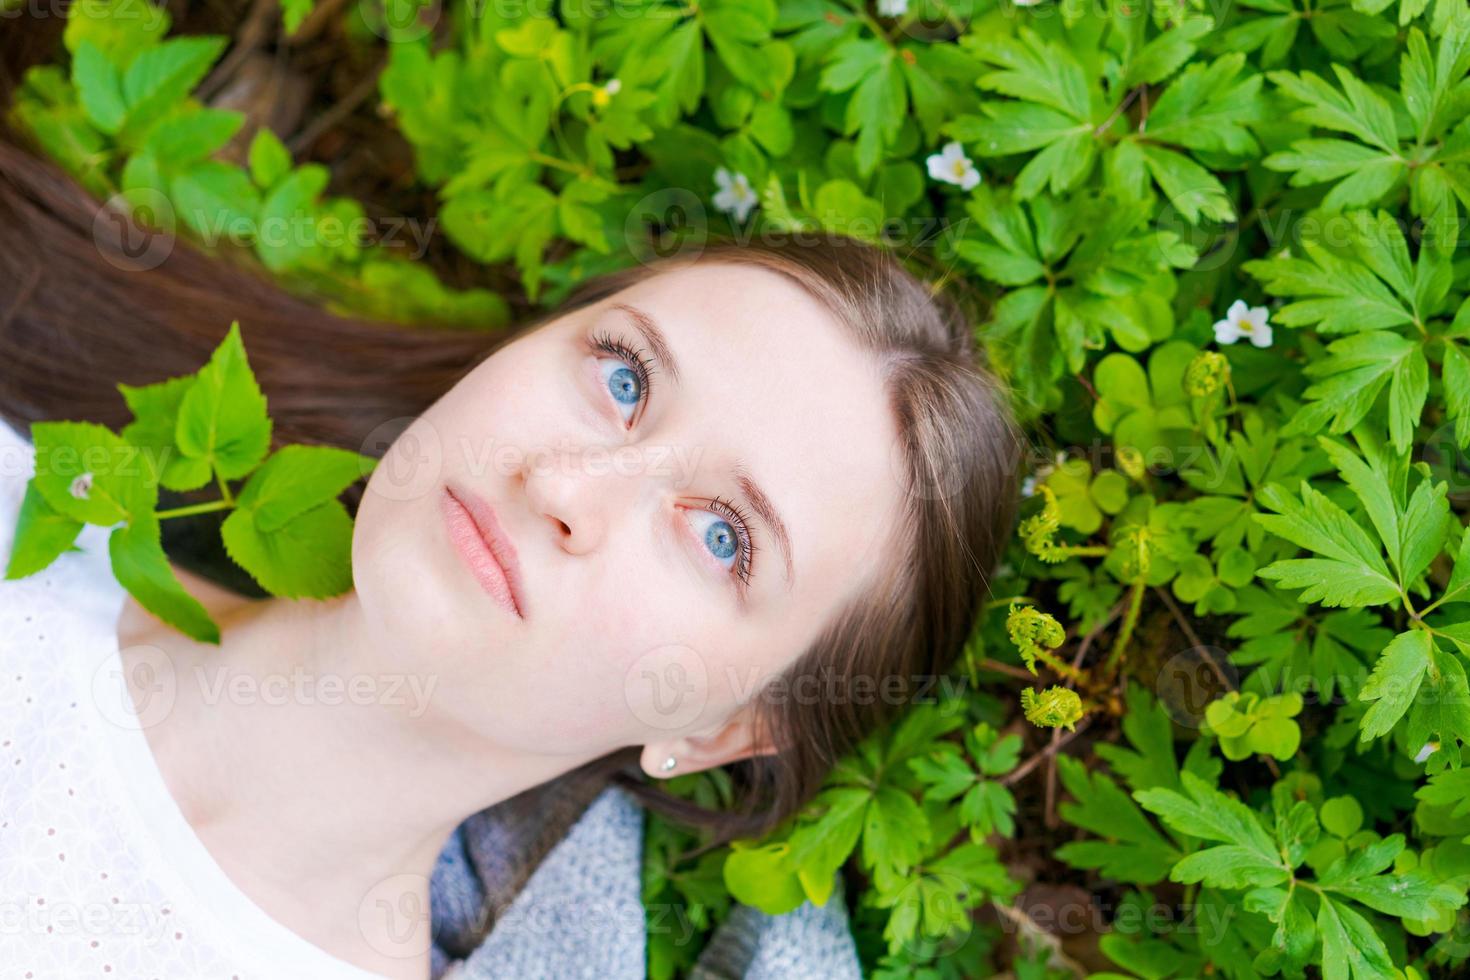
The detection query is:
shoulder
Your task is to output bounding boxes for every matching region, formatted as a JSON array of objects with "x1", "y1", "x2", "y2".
[
  {"x1": 691, "y1": 872, "x2": 864, "y2": 980},
  {"x1": 0, "y1": 415, "x2": 35, "y2": 564}
]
